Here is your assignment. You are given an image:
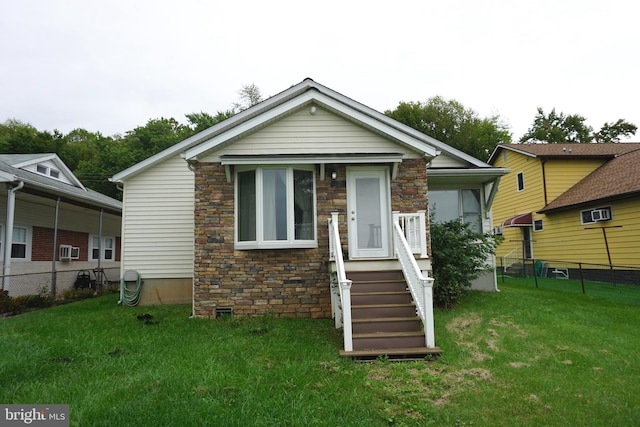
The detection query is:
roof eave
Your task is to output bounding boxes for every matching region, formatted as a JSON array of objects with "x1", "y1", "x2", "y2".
[{"x1": 538, "y1": 190, "x2": 640, "y2": 214}]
